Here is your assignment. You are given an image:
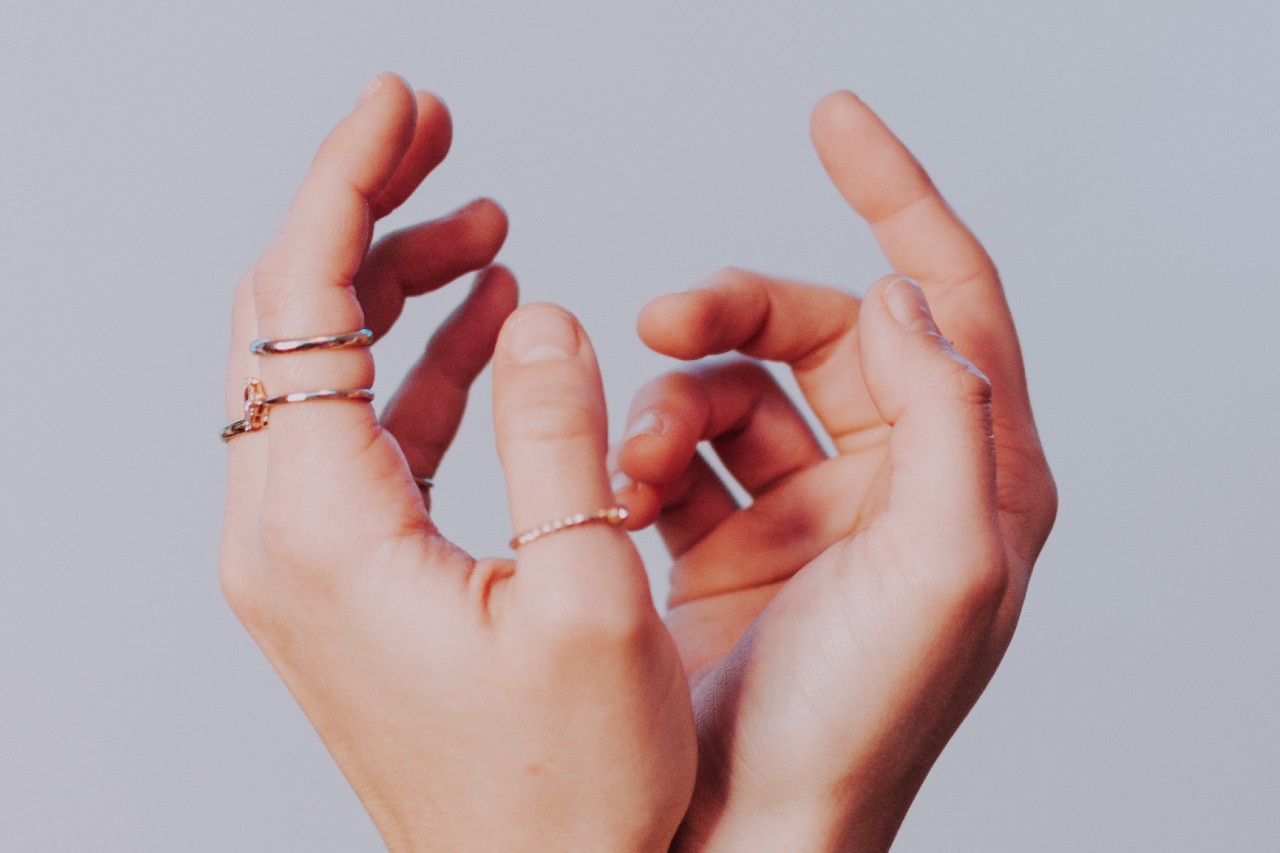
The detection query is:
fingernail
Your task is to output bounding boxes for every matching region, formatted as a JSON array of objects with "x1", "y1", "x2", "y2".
[
  {"x1": 507, "y1": 308, "x2": 579, "y2": 363},
  {"x1": 884, "y1": 276, "x2": 936, "y2": 333},
  {"x1": 355, "y1": 74, "x2": 384, "y2": 107},
  {"x1": 611, "y1": 470, "x2": 634, "y2": 493},
  {"x1": 625, "y1": 410, "x2": 663, "y2": 440}
]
